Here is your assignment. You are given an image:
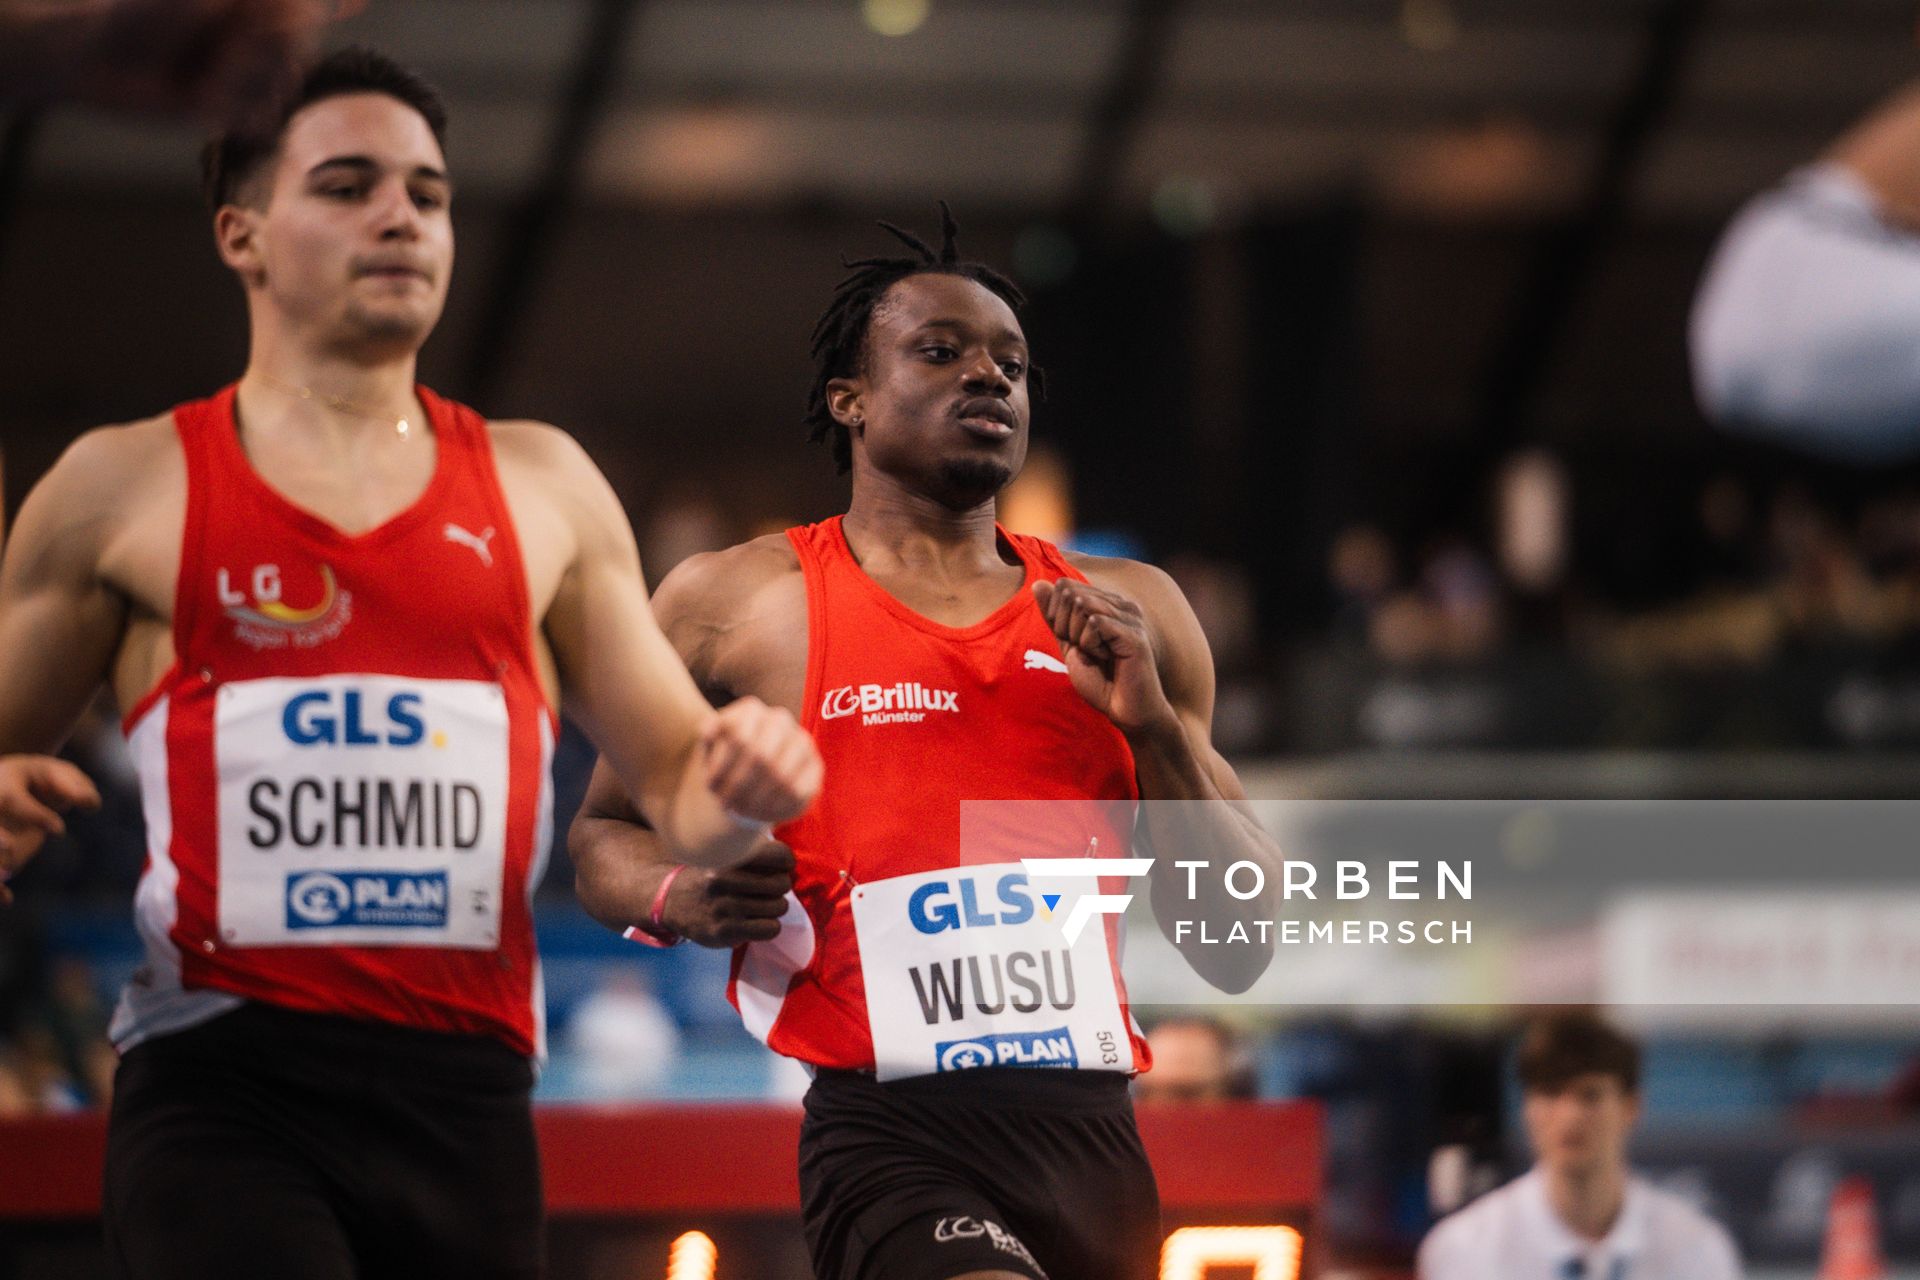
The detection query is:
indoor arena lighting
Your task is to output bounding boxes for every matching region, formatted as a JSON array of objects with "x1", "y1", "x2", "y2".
[
  {"x1": 1159, "y1": 1225, "x2": 1303, "y2": 1280},
  {"x1": 863, "y1": 0, "x2": 931, "y2": 37},
  {"x1": 663, "y1": 1231, "x2": 717, "y2": 1280}
]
